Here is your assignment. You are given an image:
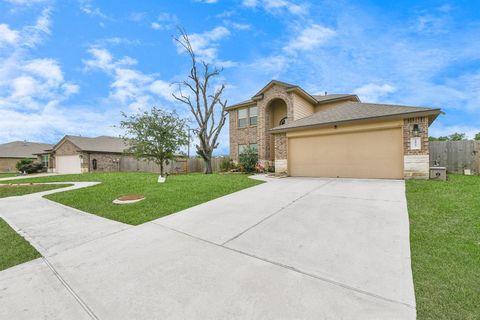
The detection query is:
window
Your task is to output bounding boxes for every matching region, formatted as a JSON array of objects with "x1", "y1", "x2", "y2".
[
  {"x1": 92, "y1": 159, "x2": 97, "y2": 170},
  {"x1": 238, "y1": 144, "x2": 247, "y2": 155},
  {"x1": 279, "y1": 117, "x2": 287, "y2": 126},
  {"x1": 249, "y1": 143, "x2": 258, "y2": 153},
  {"x1": 238, "y1": 108, "x2": 247, "y2": 128},
  {"x1": 249, "y1": 106, "x2": 257, "y2": 126},
  {"x1": 41, "y1": 154, "x2": 48, "y2": 168}
]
